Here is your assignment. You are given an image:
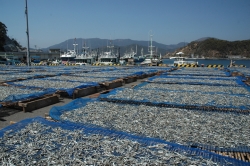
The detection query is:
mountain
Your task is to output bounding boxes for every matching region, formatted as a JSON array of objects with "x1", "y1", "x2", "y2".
[
  {"x1": 44, "y1": 38, "x2": 188, "y2": 56},
  {"x1": 170, "y1": 38, "x2": 250, "y2": 58}
]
